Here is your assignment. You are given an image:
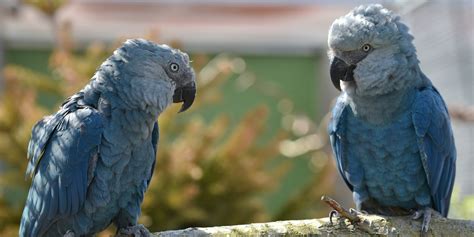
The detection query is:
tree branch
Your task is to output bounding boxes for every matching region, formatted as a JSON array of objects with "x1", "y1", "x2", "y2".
[
  {"x1": 153, "y1": 215, "x2": 474, "y2": 236},
  {"x1": 449, "y1": 104, "x2": 474, "y2": 122}
]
